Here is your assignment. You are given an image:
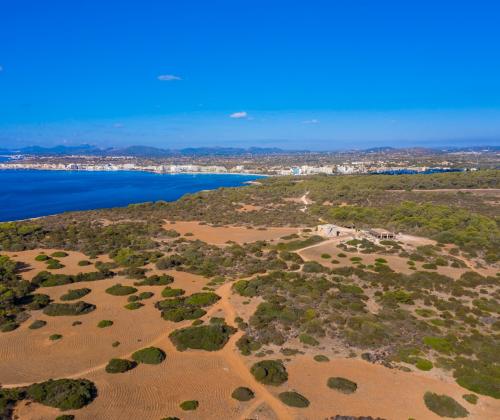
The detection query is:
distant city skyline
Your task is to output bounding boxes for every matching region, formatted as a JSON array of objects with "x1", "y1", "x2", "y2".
[{"x1": 1, "y1": 1, "x2": 500, "y2": 149}]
